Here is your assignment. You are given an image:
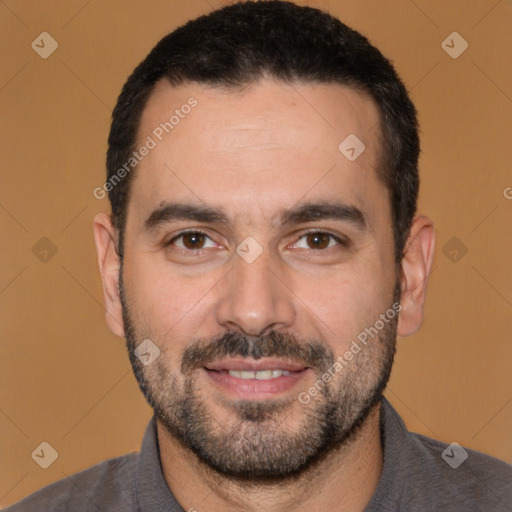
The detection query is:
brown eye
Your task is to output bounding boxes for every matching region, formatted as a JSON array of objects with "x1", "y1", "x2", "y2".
[
  {"x1": 182, "y1": 232, "x2": 206, "y2": 249},
  {"x1": 170, "y1": 231, "x2": 216, "y2": 250},
  {"x1": 291, "y1": 231, "x2": 347, "y2": 252},
  {"x1": 306, "y1": 232, "x2": 331, "y2": 249}
]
